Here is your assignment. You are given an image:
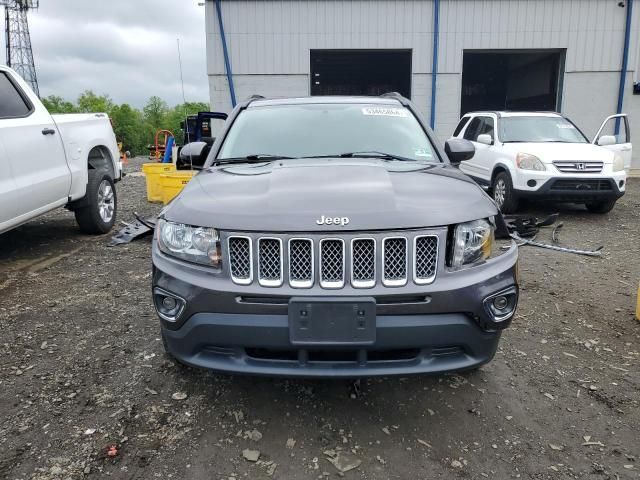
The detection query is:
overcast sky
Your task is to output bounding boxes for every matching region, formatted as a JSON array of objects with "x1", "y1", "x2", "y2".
[{"x1": 1, "y1": 0, "x2": 209, "y2": 107}]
